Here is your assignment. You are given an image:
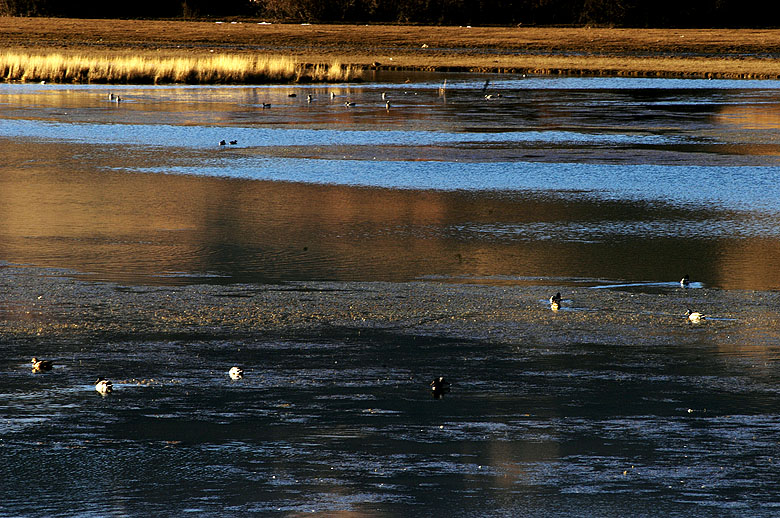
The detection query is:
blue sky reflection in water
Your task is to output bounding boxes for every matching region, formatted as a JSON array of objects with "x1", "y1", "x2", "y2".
[{"x1": 1, "y1": 76, "x2": 780, "y2": 517}]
